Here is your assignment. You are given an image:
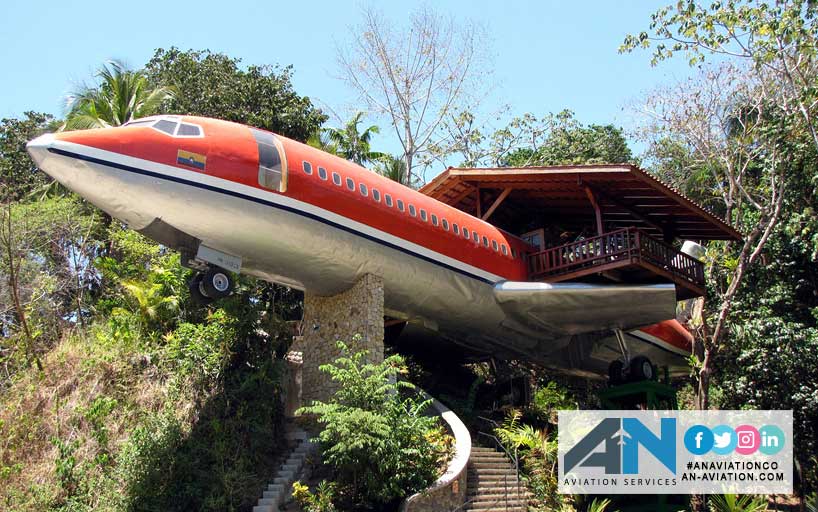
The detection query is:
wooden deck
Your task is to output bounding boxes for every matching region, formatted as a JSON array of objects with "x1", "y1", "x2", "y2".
[{"x1": 526, "y1": 227, "x2": 706, "y2": 299}]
